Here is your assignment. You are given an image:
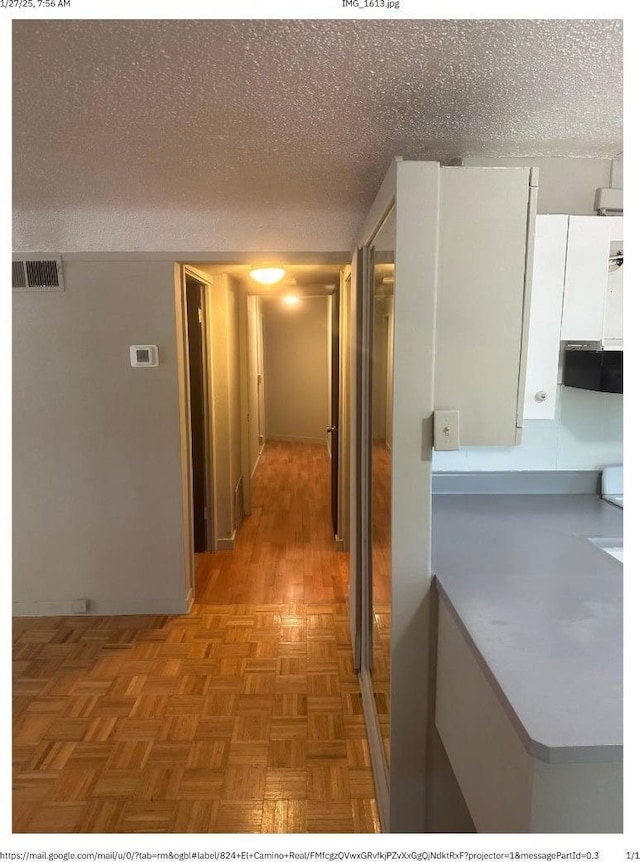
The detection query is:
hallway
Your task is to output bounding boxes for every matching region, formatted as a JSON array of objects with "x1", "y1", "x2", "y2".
[{"x1": 12, "y1": 442, "x2": 380, "y2": 834}]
